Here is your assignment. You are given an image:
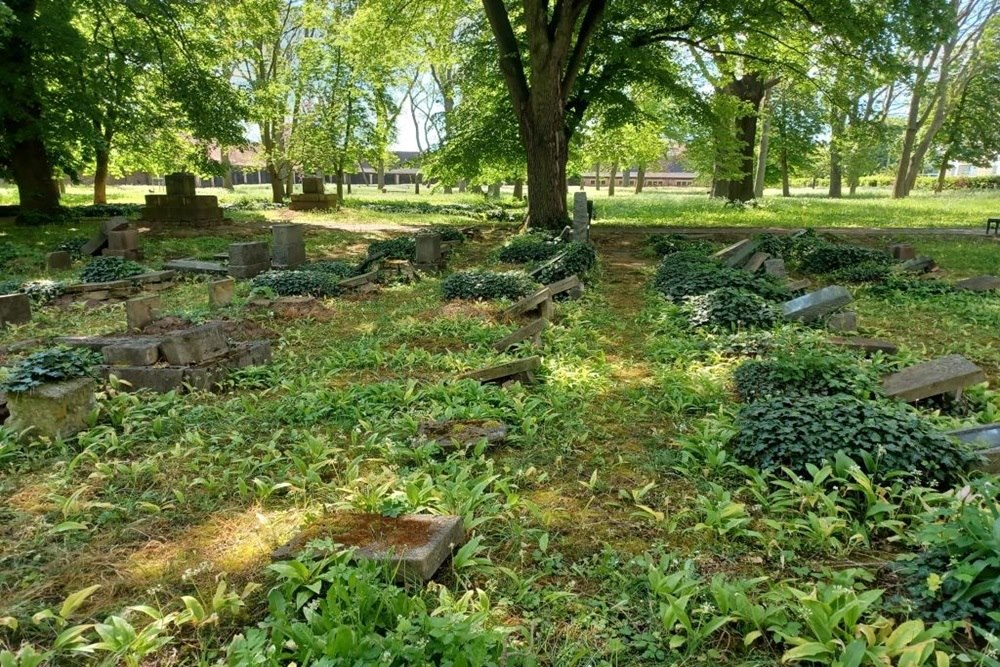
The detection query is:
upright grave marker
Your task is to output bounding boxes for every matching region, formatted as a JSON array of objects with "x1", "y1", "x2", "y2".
[
  {"x1": 126, "y1": 295, "x2": 160, "y2": 332},
  {"x1": 572, "y1": 192, "x2": 590, "y2": 243},
  {"x1": 228, "y1": 242, "x2": 270, "y2": 279},
  {"x1": 271, "y1": 224, "x2": 306, "y2": 268},
  {"x1": 208, "y1": 278, "x2": 236, "y2": 308},
  {"x1": 289, "y1": 177, "x2": 338, "y2": 211},
  {"x1": 0, "y1": 294, "x2": 32, "y2": 326},
  {"x1": 414, "y1": 232, "x2": 444, "y2": 273},
  {"x1": 141, "y1": 172, "x2": 225, "y2": 226}
]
